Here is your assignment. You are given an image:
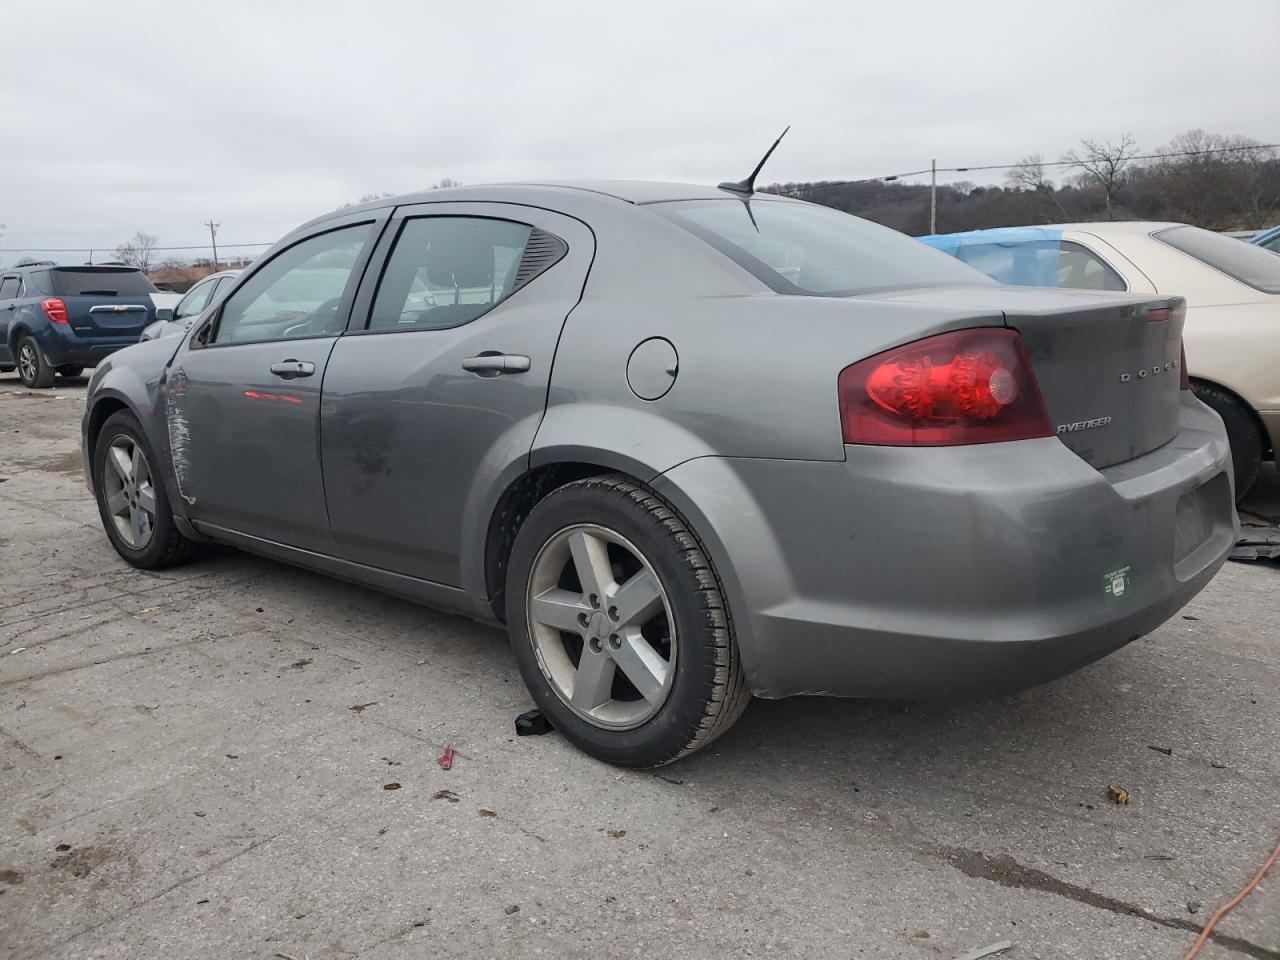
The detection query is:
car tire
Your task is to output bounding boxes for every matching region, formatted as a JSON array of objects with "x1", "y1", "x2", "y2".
[
  {"x1": 16, "y1": 335, "x2": 55, "y2": 388},
  {"x1": 505, "y1": 475, "x2": 750, "y2": 767},
  {"x1": 56, "y1": 365, "x2": 85, "y2": 378},
  {"x1": 93, "y1": 410, "x2": 202, "y2": 570},
  {"x1": 1192, "y1": 382, "x2": 1262, "y2": 501}
]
